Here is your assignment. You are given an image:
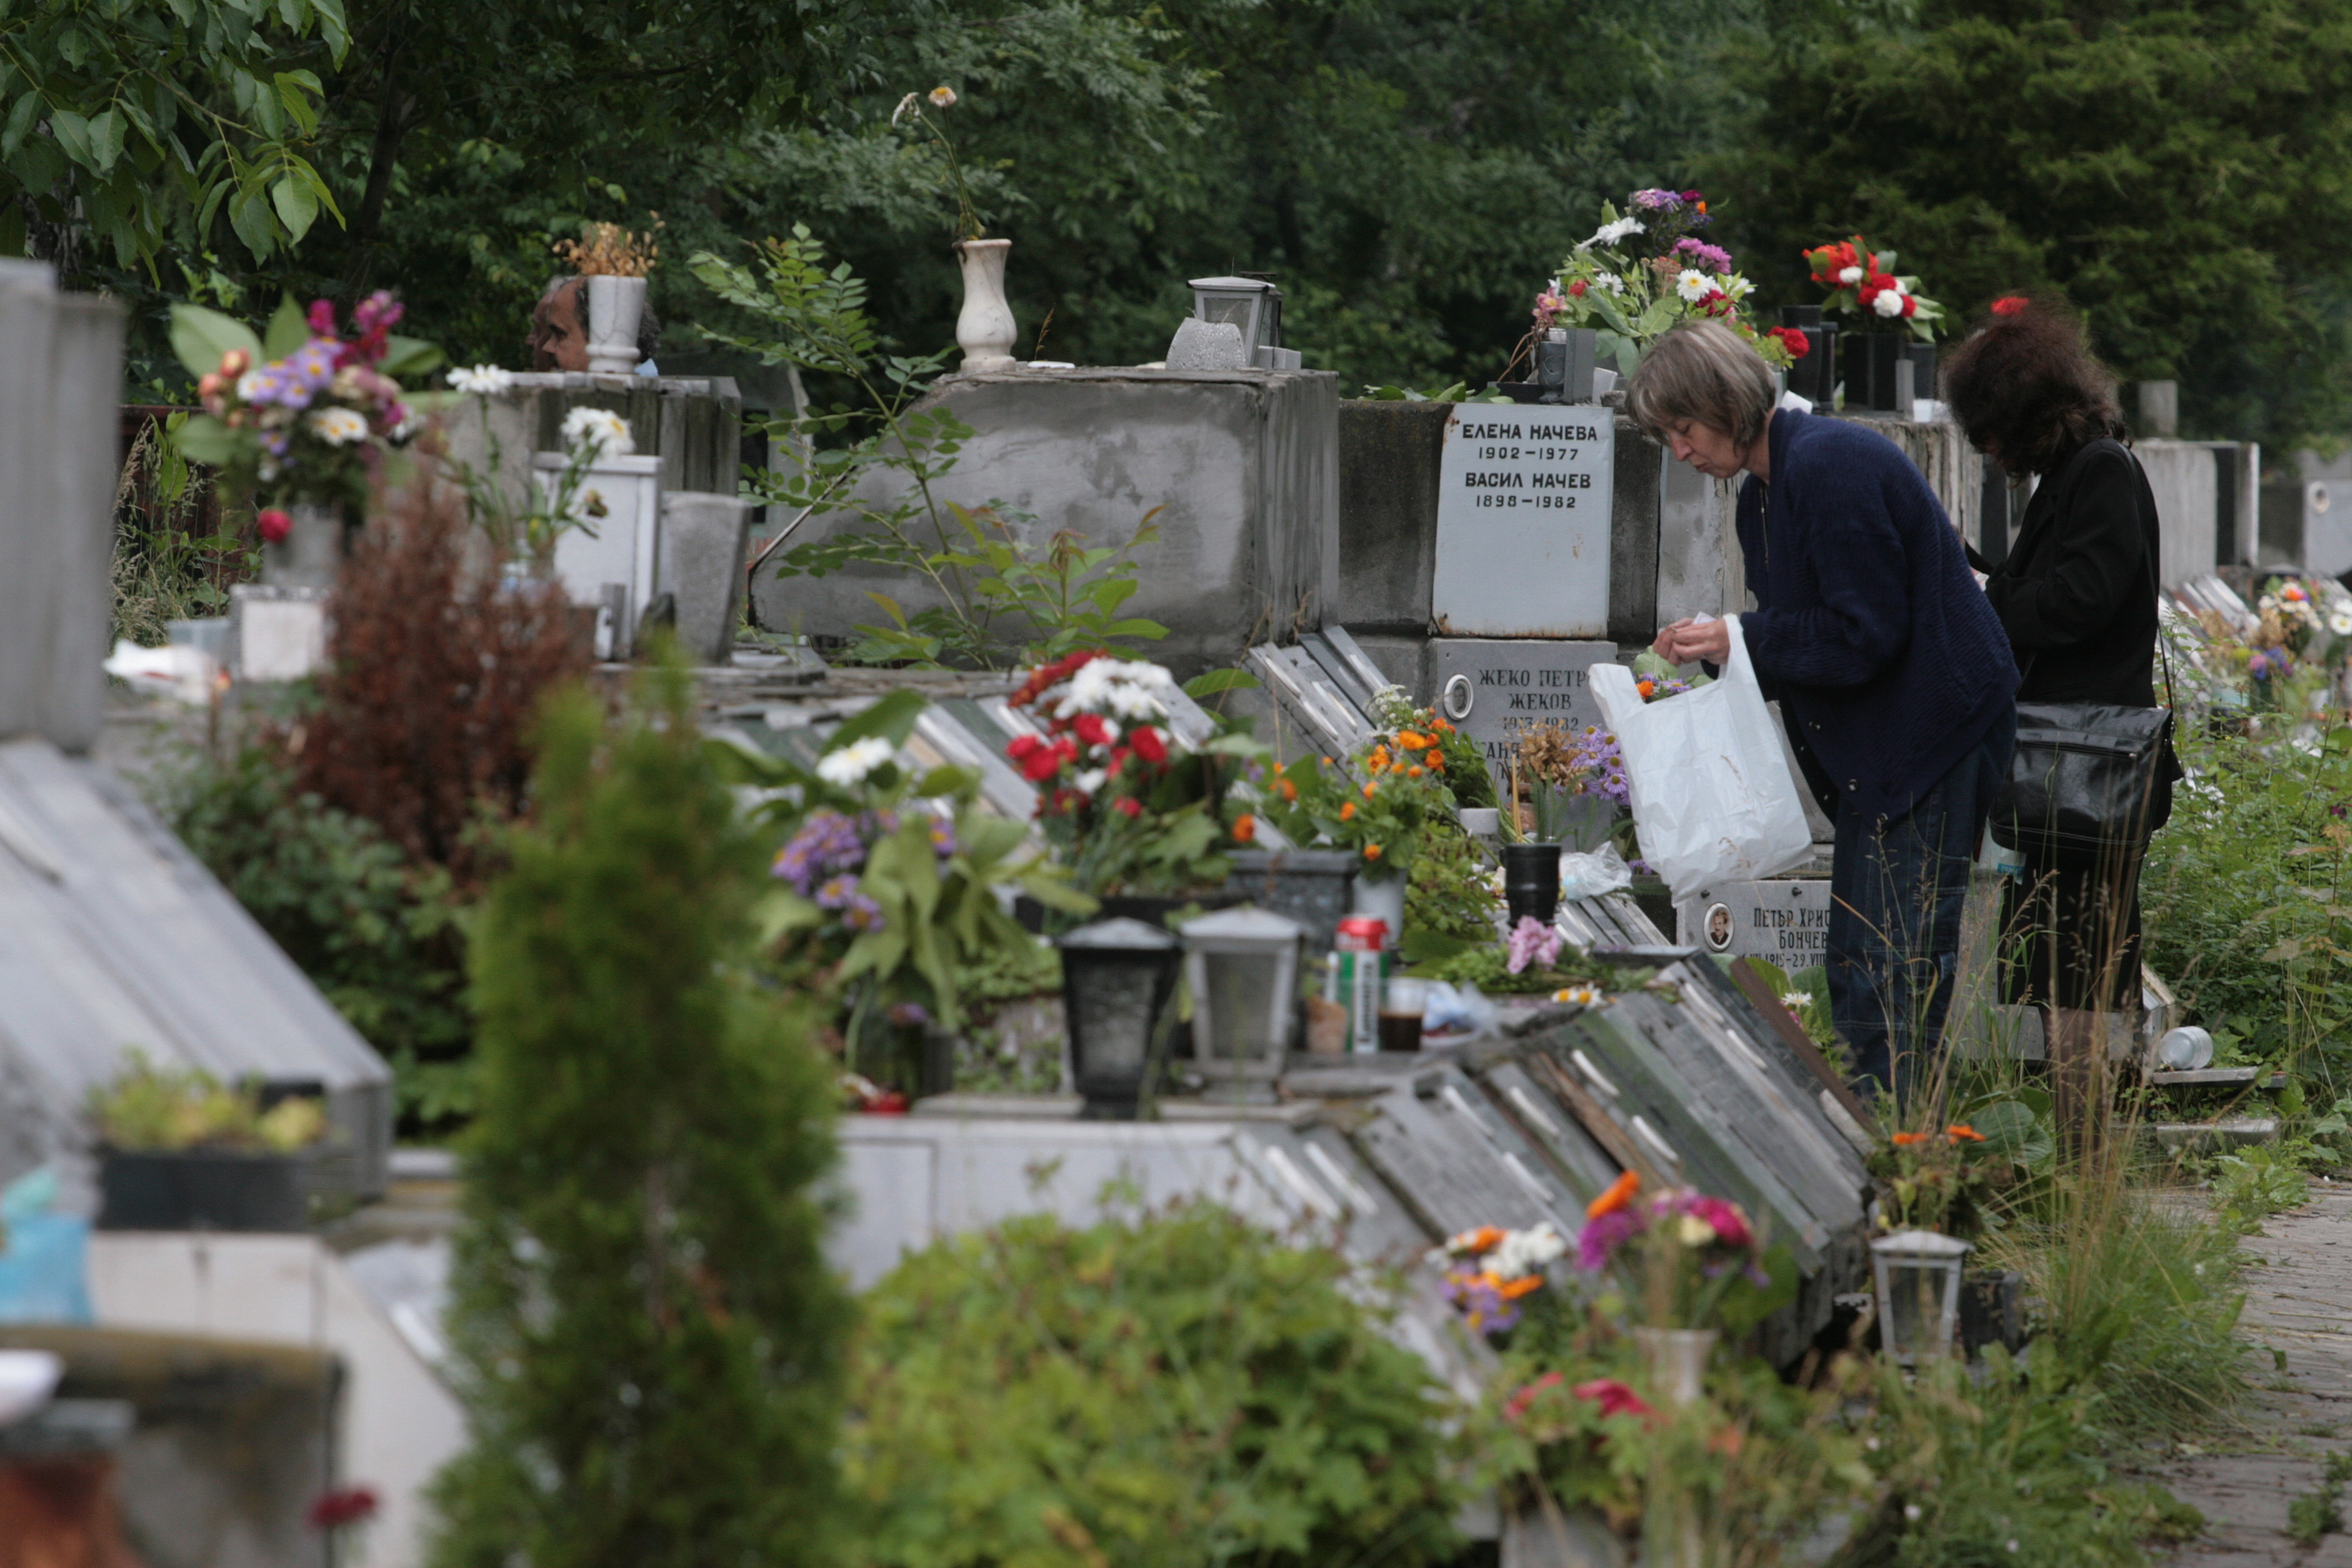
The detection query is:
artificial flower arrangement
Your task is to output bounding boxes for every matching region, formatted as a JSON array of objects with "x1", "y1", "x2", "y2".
[
  {"x1": 1866, "y1": 1099, "x2": 2043, "y2": 1238},
  {"x1": 1802, "y1": 236, "x2": 1945, "y2": 342},
  {"x1": 1440, "y1": 1221, "x2": 1570, "y2": 1338},
  {"x1": 1003, "y1": 650, "x2": 1267, "y2": 897},
  {"x1": 1262, "y1": 689, "x2": 1459, "y2": 885},
  {"x1": 715, "y1": 689, "x2": 1088, "y2": 1088},
  {"x1": 441, "y1": 364, "x2": 638, "y2": 561},
  {"x1": 1536, "y1": 189, "x2": 1796, "y2": 376},
  {"x1": 2250, "y1": 575, "x2": 2352, "y2": 688},
  {"x1": 1576, "y1": 1171, "x2": 1772, "y2": 1331},
  {"x1": 169, "y1": 294, "x2": 442, "y2": 532}
]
